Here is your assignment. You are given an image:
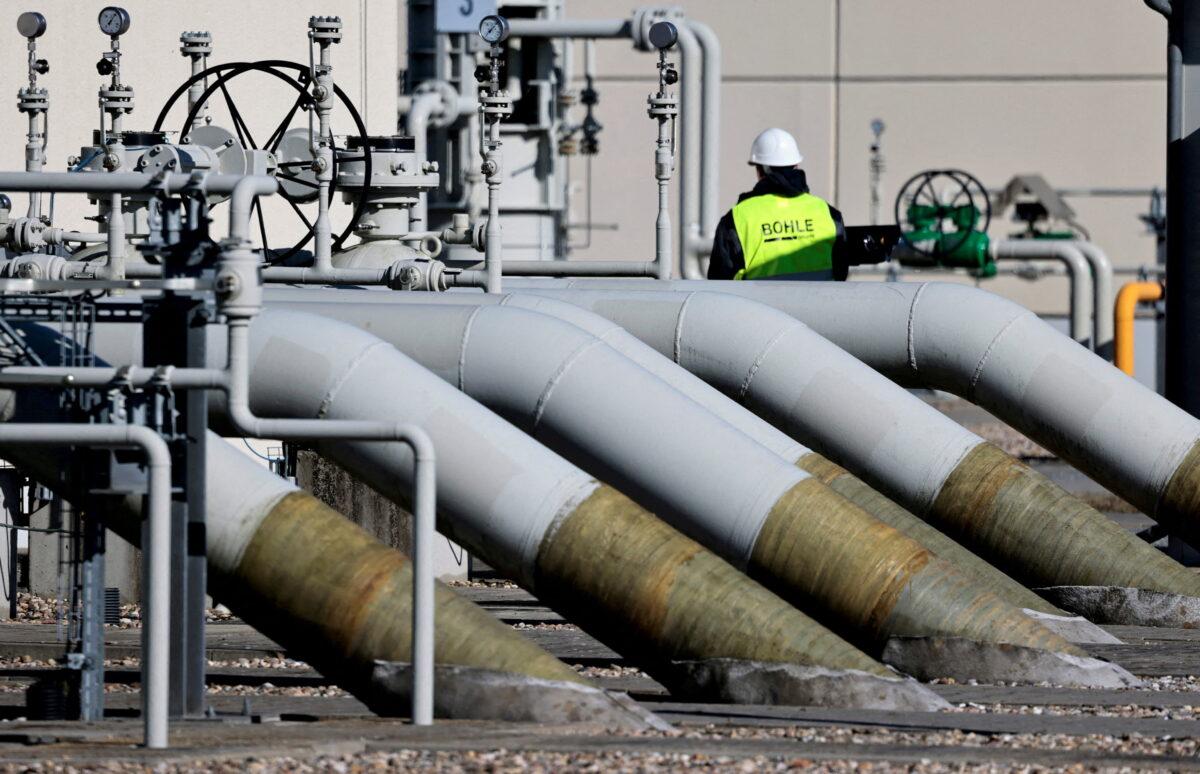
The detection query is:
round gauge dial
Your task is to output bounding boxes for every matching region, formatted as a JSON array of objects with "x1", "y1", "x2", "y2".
[
  {"x1": 478, "y1": 15, "x2": 510, "y2": 45},
  {"x1": 98, "y1": 6, "x2": 131, "y2": 36},
  {"x1": 16, "y1": 11, "x2": 47, "y2": 39}
]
